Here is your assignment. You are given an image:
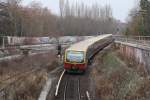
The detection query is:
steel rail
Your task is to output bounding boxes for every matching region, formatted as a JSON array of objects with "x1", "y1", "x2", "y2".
[
  {"x1": 0, "y1": 67, "x2": 42, "y2": 93},
  {"x1": 77, "y1": 79, "x2": 81, "y2": 100},
  {"x1": 63, "y1": 81, "x2": 68, "y2": 100},
  {"x1": 55, "y1": 70, "x2": 66, "y2": 96},
  {"x1": 86, "y1": 91, "x2": 91, "y2": 100},
  {"x1": 0, "y1": 62, "x2": 52, "y2": 93},
  {"x1": 0, "y1": 67, "x2": 35, "y2": 83}
]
